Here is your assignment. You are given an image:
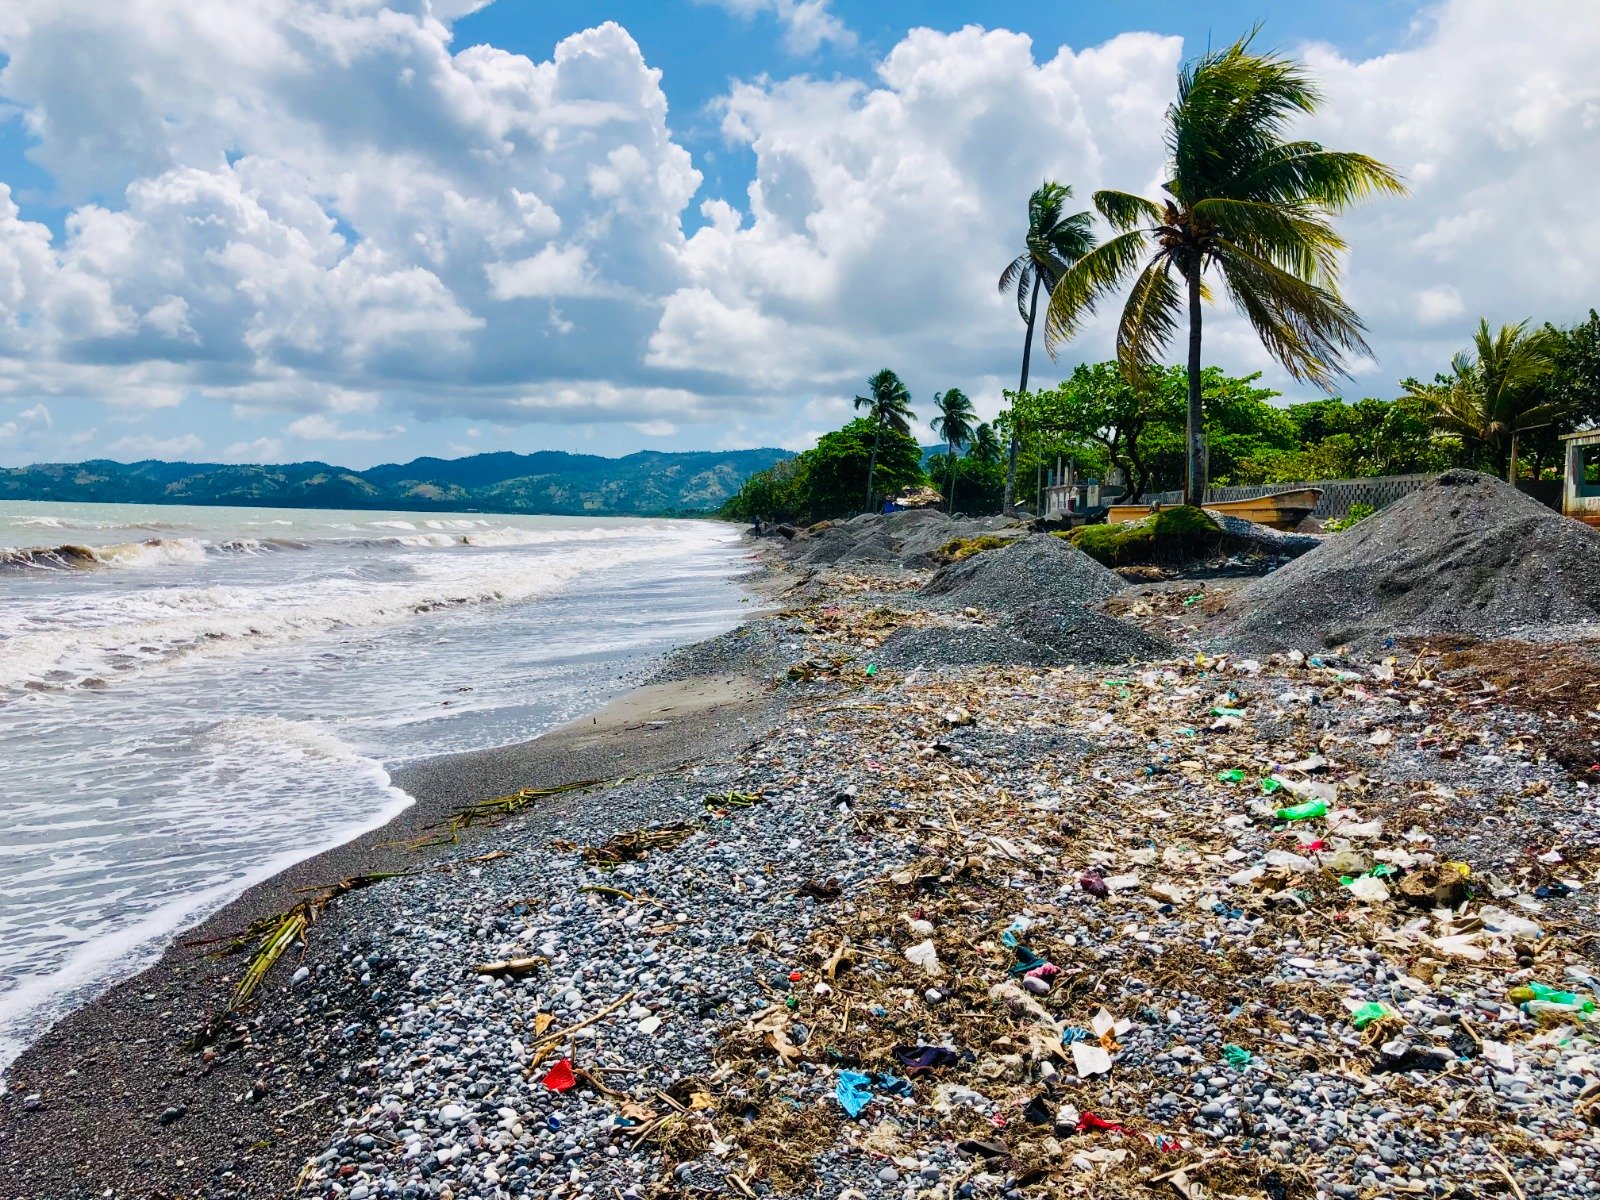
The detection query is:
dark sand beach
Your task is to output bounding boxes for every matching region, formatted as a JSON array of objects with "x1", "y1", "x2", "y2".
[{"x1": 3, "y1": 499, "x2": 1599, "y2": 1200}]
